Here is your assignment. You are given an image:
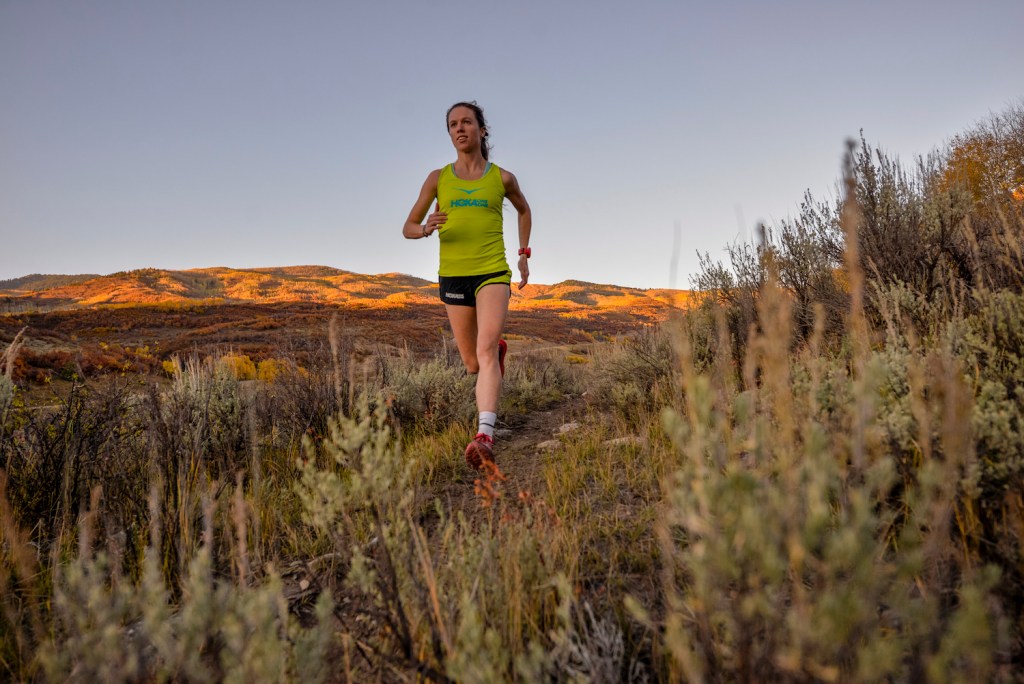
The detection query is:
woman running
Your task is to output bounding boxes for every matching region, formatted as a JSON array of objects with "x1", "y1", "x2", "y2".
[{"x1": 403, "y1": 101, "x2": 532, "y2": 469}]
